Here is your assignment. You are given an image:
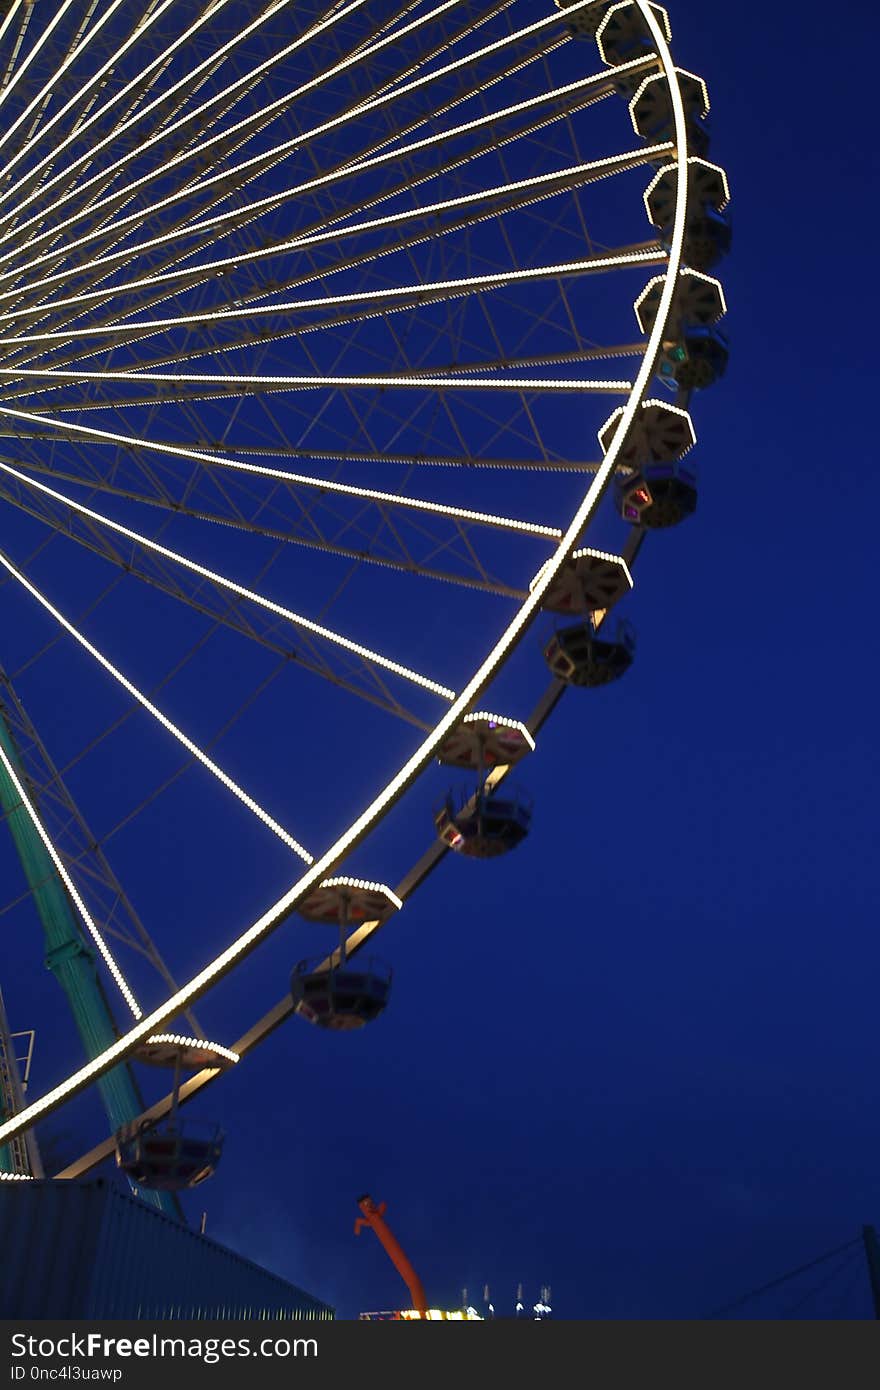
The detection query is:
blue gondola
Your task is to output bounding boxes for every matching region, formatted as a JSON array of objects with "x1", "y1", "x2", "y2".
[
  {"x1": 675, "y1": 205, "x2": 731, "y2": 271},
  {"x1": 660, "y1": 324, "x2": 729, "y2": 391},
  {"x1": 116, "y1": 1118, "x2": 224, "y2": 1191},
  {"x1": 435, "y1": 788, "x2": 532, "y2": 858},
  {"x1": 617, "y1": 459, "x2": 697, "y2": 528},
  {"x1": 544, "y1": 619, "x2": 635, "y2": 686},
  {"x1": 290, "y1": 956, "x2": 392, "y2": 1030}
]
